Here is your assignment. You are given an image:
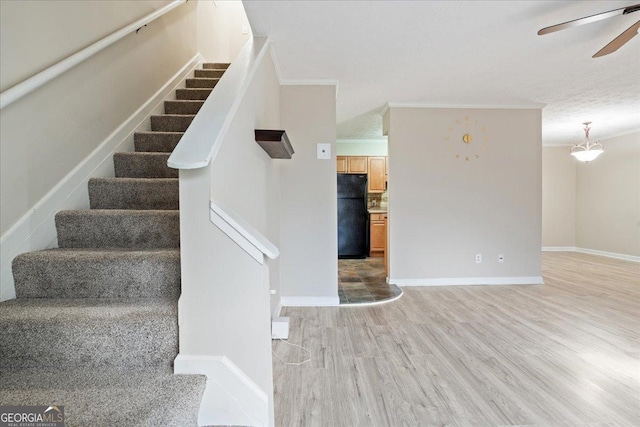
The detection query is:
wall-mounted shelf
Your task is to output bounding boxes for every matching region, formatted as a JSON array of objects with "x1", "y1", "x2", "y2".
[{"x1": 255, "y1": 129, "x2": 294, "y2": 159}]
